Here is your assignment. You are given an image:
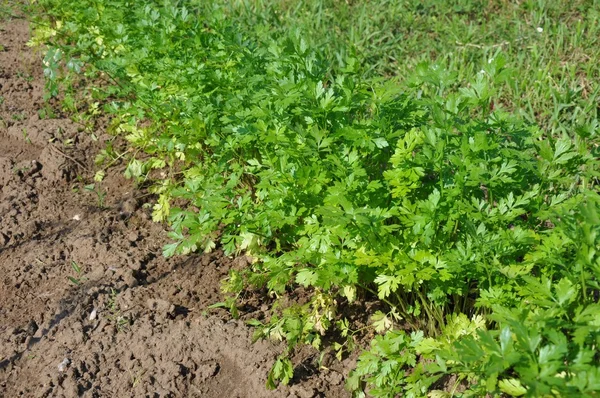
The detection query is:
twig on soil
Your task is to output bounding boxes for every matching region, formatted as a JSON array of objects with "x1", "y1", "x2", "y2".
[{"x1": 48, "y1": 145, "x2": 88, "y2": 171}]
